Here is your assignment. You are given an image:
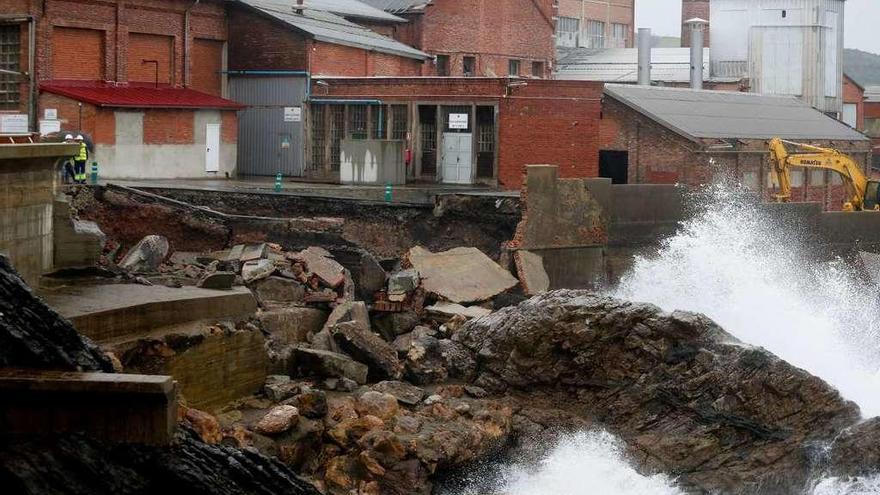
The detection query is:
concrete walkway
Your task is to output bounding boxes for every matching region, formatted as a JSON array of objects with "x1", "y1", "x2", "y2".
[{"x1": 95, "y1": 177, "x2": 518, "y2": 205}]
